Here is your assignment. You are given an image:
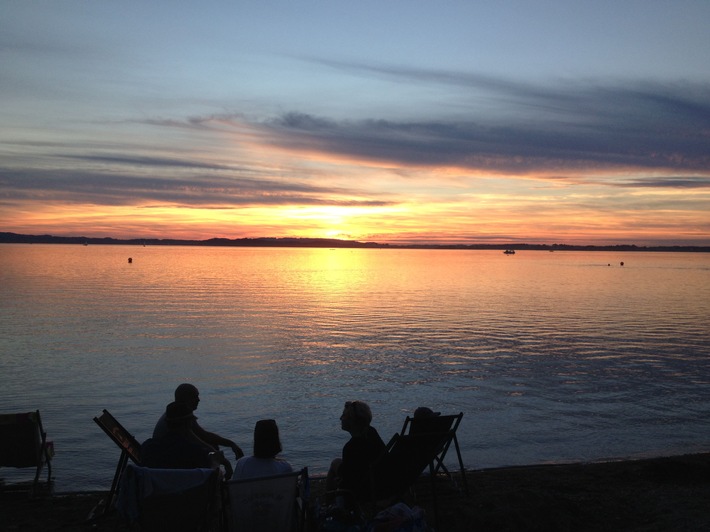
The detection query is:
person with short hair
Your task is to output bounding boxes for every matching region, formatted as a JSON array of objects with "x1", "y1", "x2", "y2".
[
  {"x1": 232, "y1": 419, "x2": 293, "y2": 479},
  {"x1": 143, "y1": 401, "x2": 234, "y2": 478},
  {"x1": 154, "y1": 383, "x2": 244, "y2": 460},
  {"x1": 142, "y1": 402, "x2": 213, "y2": 469},
  {"x1": 326, "y1": 400, "x2": 386, "y2": 501}
]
